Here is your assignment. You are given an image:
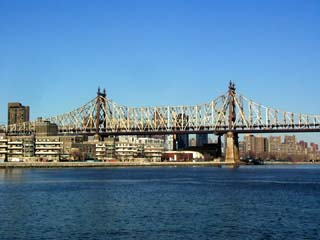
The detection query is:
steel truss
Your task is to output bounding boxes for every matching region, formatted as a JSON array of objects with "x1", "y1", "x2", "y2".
[{"x1": 4, "y1": 85, "x2": 320, "y2": 135}]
